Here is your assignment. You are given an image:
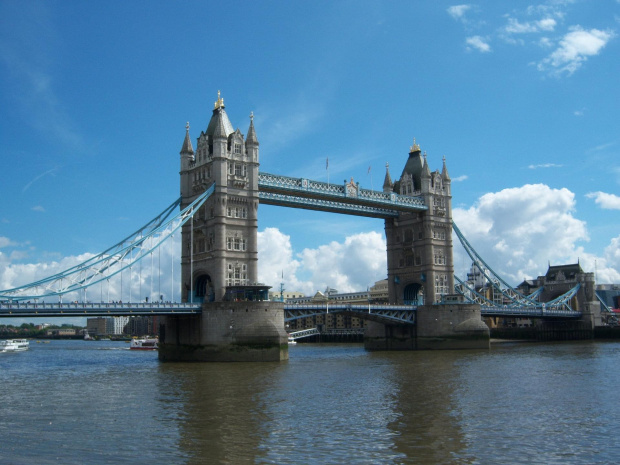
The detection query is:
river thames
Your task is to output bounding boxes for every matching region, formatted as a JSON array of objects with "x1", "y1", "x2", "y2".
[{"x1": 1, "y1": 339, "x2": 619, "y2": 464}]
